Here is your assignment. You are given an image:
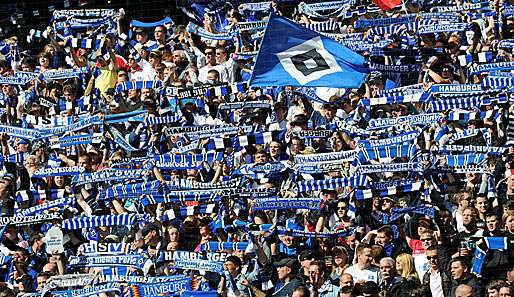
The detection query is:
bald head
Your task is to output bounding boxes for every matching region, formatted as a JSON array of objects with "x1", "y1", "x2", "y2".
[{"x1": 455, "y1": 284, "x2": 473, "y2": 297}]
